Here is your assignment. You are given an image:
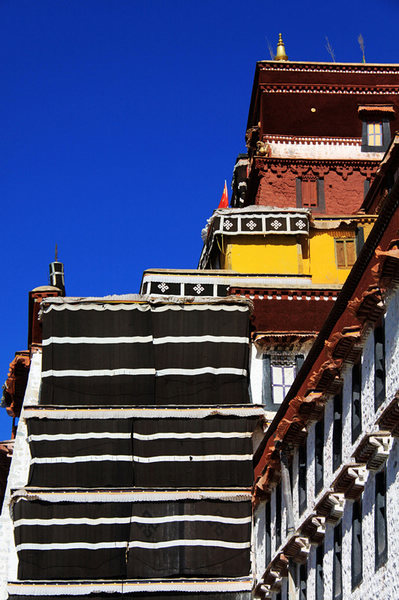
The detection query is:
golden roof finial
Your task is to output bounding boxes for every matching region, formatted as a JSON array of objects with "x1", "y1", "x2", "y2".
[{"x1": 275, "y1": 33, "x2": 288, "y2": 61}]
